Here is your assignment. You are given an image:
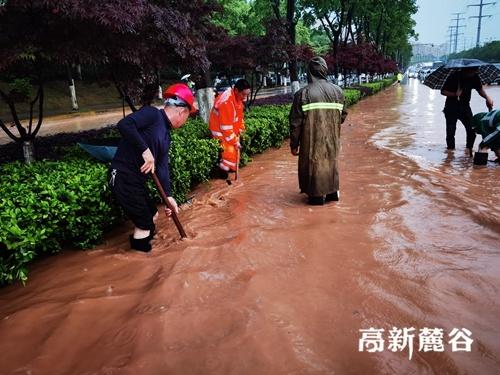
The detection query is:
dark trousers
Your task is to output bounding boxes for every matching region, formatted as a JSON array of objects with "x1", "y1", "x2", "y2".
[
  {"x1": 109, "y1": 169, "x2": 158, "y2": 231},
  {"x1": 444, "y1": 105, "x2": 476, "y2": 149}
]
